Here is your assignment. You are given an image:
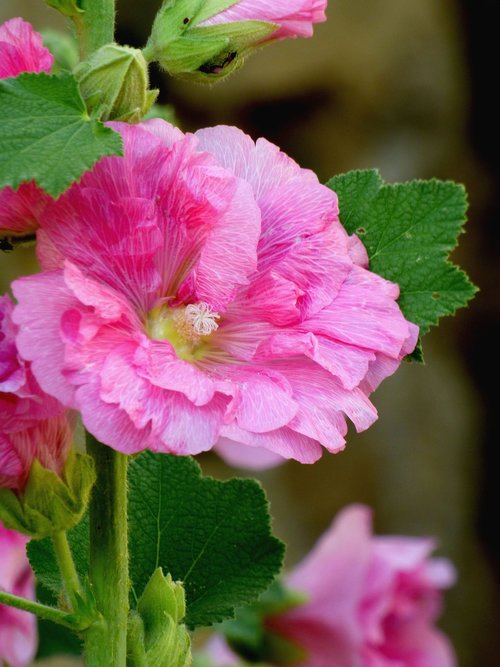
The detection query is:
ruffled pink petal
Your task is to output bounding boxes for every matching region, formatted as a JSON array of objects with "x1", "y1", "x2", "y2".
[
  {"x1": 195, "y1": 128, "x2": 348, "y2": 320},
  {"x1": 219, "y1": 366, "x2": 298, "y2": 433},
  {"x1": 256, "y1": 331, "x2": 375, "y2": 391},
  {"x1": 199, "y1": 0, "x2": 327, "y2": 40},
  {"x1": 0, "y1": 17, "x2": 53, "y2": 79},
  {"x1": 220, "y1": 423, "x2": 322, "y2": 464},
  {"x1": 304, "y1": 265, "x2": 415, "y2": 359},
  {"x1": 40, "y1": 123, "x2": 260, "y2": 315},
  {"x1": 12, "y1": 271, "x2": 80, "y2": 405}
]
